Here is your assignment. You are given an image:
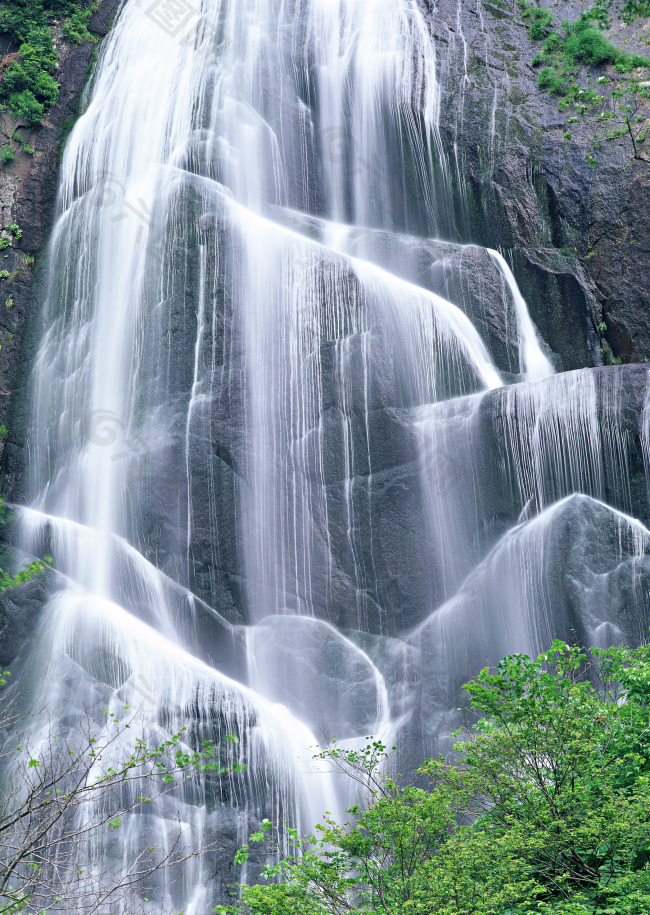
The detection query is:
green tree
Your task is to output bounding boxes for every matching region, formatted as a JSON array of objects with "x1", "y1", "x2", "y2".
[
  {"x1": 0, "y1": 679, "x2": 238, "y2": 913},
  {"x1": 221, "y1": 640, "x2": 650, "y2": 915}
]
